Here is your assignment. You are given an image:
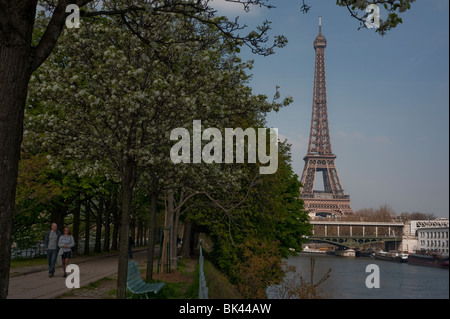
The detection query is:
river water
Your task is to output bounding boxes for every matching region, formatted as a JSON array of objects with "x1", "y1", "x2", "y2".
[{"x1": 274, "y1": 254, "x2": 449, "y2": 299}]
